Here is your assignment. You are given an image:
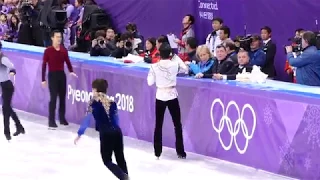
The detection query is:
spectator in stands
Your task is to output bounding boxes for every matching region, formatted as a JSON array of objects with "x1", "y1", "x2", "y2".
[
  {"x1": 185, "y1": 45, "x2": 214, "y2": 78},
  {"x1": 261, "y1": 26, "x2": 276, "y2": 78},
  {"x1": 105, "y1": 27, "x2": 116, "y2": 50},
  {"x1": 295, "y1": 28, "x2": 304, "y2": 38},
  {"x1": 219, "y1": 26, "x2": 232, "y2": 46},
  {"x1": 185, "y1": 37, "x2": 199, "y2": 62},
  {"x1": 206, "y1": 17, "x2": 223, "y2": 57},
  {"x1": 233, "y1": 35, "x2": 243, "y2": 52},
  {"x1": 140, "y1": 37, "x2": 160, "y2": 64},
  {"x1": 203, "y1": 45, "x2": 234, "y2": 78},
  {"x1": 249, "y1": 35, "x2": 266, "y2": 68},
  {"x1": 69, "y1": 0, "x2": 83, "y2": 45},
  {"x1": 213, "y1": 49, "x2": 252, "y2": 80},
  {"x1": 126, "y1": 22, "x2": 144, "y2": 49},
  {"x1": 0, "y1": 13, "x2": 8, "y2": 39},
  {"x1": 225, "y1": 41, "x2": 237, "y2": 63},
  {"x1": 111, "y1": 32, "x2": 142, "y2": 58},
  {"x1": 285, "y1": 29, "x2": 304, "y2": 83},
  {"x1": 6, "y1": 8, "x2": 14, "y2": 20},
  {"x1": 286, "y1": 31, "x2": 320, "y2": 86},
  {"x1": 6, "y1": 14, "x2": 19, "y2": 42},
  {"x1": 90, "y1": 30, "x2": 112, "y2": 56},
  {"x1": 156, "y1": 35, "x2": 169, "y2": 49},
  {"x1": 61, "y1": 0, "x2": 74, "y2": 19},
  {"x1": 174, "y1": 14, "x2": 195, "y2": 61}
]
